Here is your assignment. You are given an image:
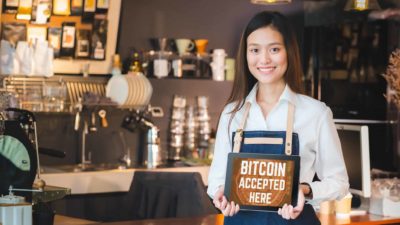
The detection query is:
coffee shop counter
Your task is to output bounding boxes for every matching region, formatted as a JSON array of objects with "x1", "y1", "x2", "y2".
[
  {"x1": 54, "y1": 213, "x2": 400, "y2": 225},
  {"x1": 41, "y1": 166, "x2": 209, "y2": 194}
]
